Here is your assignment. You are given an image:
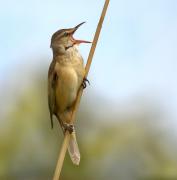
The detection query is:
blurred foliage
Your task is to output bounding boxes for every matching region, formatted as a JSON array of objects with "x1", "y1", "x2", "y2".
[{"x1": 1, "y1": 70, "x2": 177, "y2": 180}]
